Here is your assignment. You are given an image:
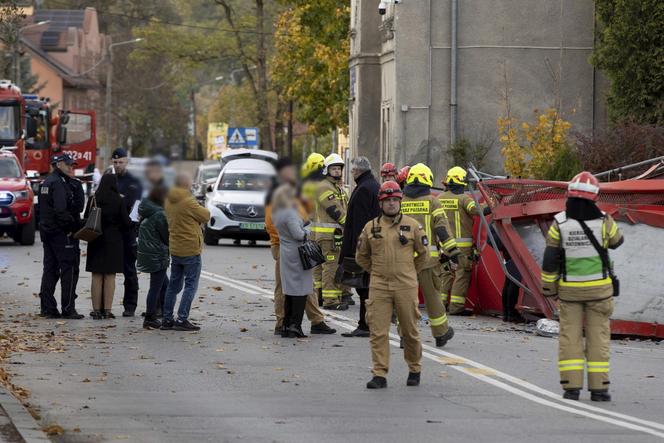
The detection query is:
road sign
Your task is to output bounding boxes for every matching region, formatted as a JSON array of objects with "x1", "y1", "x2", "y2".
[{"x1": 227, "y1": 127, "x2": 259, "y2": 148}]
